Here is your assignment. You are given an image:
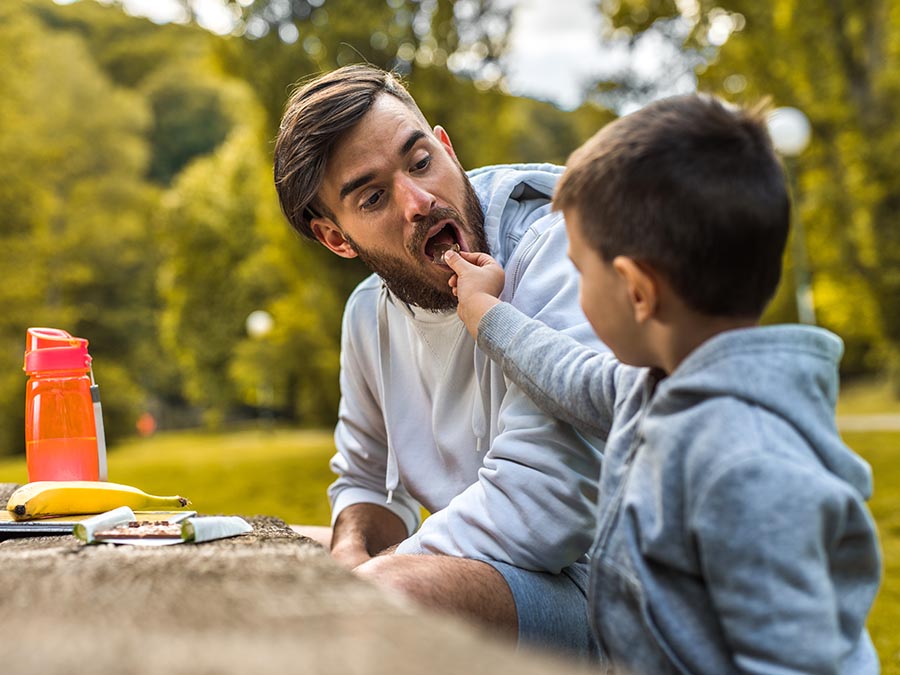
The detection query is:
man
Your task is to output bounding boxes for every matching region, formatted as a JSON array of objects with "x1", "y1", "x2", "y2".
[{"x1": 274, "y1": 64, "x2": 604, "y2": 657}]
